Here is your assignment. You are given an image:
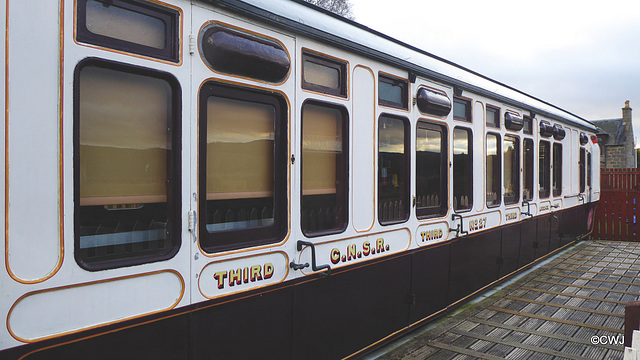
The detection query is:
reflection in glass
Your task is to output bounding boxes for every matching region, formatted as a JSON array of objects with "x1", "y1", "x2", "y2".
[
  {"x1": 486, "y1": 106, "x2": 499, "y2": 128},
  {"x1": 453, "y1": 128, "x2": 472, "y2": 210},
  {"x1": 539, "y1": 141, "x2": 550, "y2": 198},
  {"x1": 77, "y1": 64, "x2": 175, "y2": 266},
  {"x1": 453, "y1": 98, "x2": 470, "y2": 122},
  {"x1": 486, "y1": 133, "x2": 501, "y2": 207},
  {"x1": 553, "y1": 143, "x2": 563, "y2": 197},
  {"x1": 523, "y1": 139, "x2": 534, "y2": 201},
  {"x1": 504, "y1": 136, "x2": 519, "y2": 205},
  {"x1": 205, "y1": 97, "x2": 276, "y2": 232},
  {"x1": 302, "y1": 103, "x2": 347, "y2": 234},
  {"x1": 416, "y1": 124, "x2": 447, "y2": 218},
  {"x1": 378, "y1": 116, "x2": 408, "y2": 224}
]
